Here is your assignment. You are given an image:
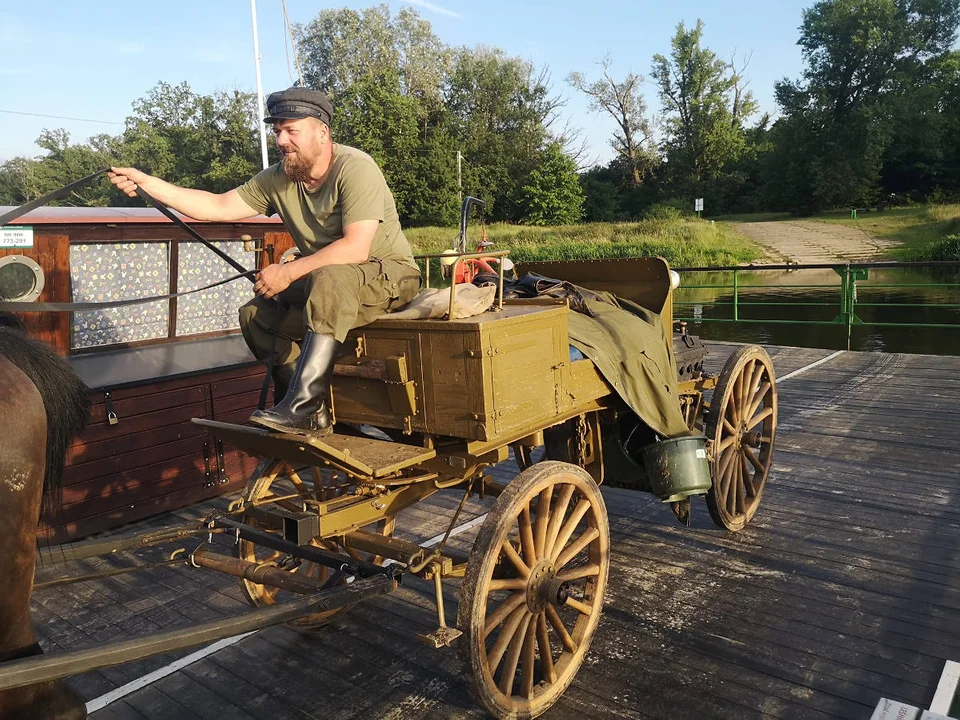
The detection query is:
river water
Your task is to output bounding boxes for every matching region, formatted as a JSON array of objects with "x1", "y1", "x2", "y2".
[{"x1": 673, "y1": 266, "x2": 960, "y2": 356}]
